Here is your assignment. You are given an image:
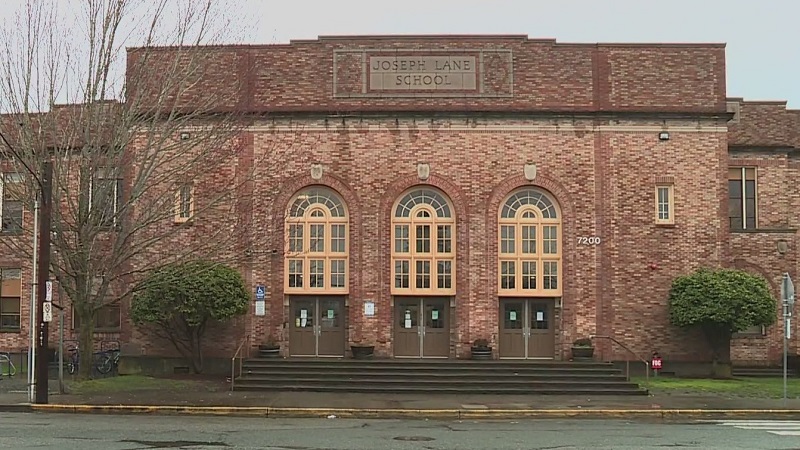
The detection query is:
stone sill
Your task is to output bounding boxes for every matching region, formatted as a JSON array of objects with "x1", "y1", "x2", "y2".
[{"x1": 732, "y1": 228, "x2": 797, "y2": 234}]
